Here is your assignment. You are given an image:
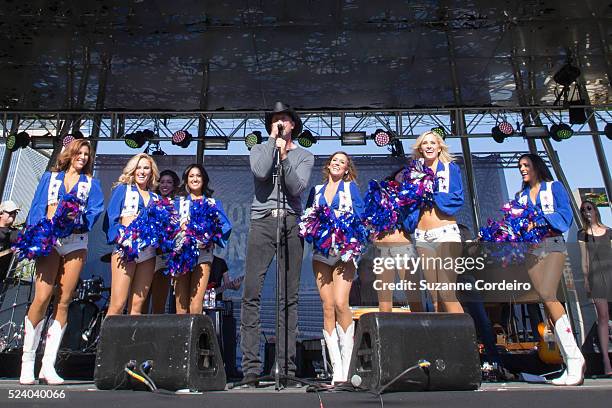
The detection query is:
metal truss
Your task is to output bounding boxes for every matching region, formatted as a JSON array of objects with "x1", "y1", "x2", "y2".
[{"x1": 1, "y1": 105, "x2": 610, "y2": 142}]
